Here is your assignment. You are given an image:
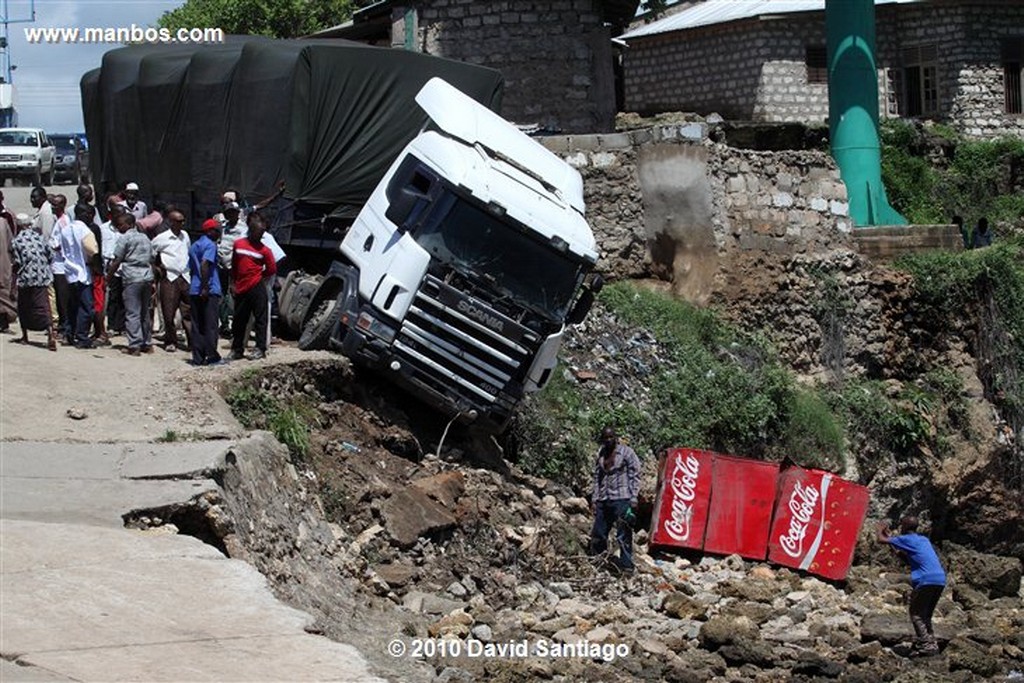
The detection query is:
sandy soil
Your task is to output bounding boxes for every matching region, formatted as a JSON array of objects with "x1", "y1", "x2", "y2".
[{"x1": 0, "y1": 319, "x2": 333, "y2": 443}]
